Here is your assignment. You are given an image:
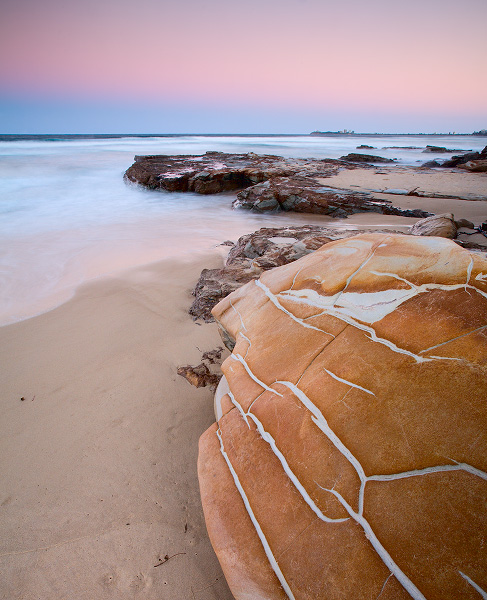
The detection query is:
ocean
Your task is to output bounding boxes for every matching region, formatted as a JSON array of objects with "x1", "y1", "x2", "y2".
[{"x1": 0, "y1": 134, "x2": 484, "y2": 325}]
